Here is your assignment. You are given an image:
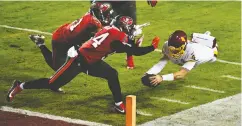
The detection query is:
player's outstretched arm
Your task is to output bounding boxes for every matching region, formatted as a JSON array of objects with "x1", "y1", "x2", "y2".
[
  {"x1": 111, "y1": 36, "x2": 160, "y2": 56},
  {"x1": 146, "y1": 55, "x2": 169, "y2": 75},
  {"x1": 149, "y1": 61, "x2": 196, "y2": 86}
]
